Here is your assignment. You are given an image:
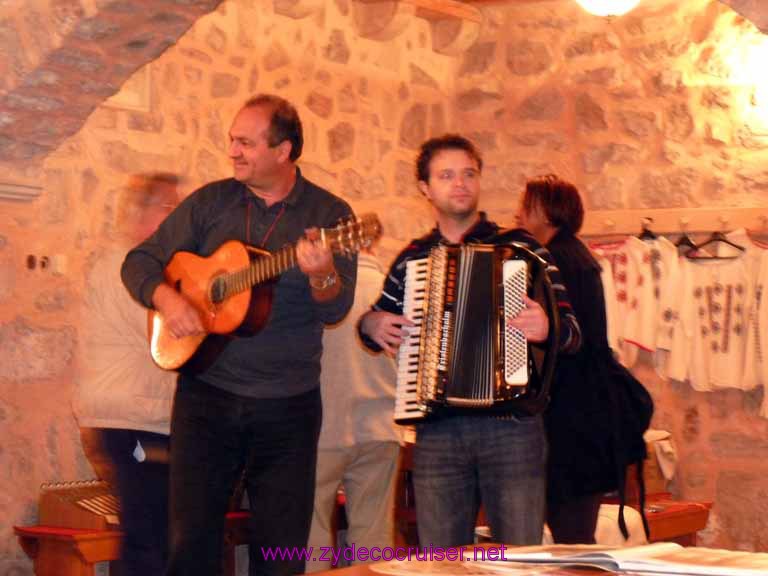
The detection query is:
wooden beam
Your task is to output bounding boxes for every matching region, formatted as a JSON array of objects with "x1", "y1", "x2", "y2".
[
  {"x1": 462, "y1": 0, "x2": 557, "y2": 3},
  {"x1": 353, "y1": 0, "x2": 555, "y2": 25},
  {"x1": 582, "y1": 207, "x2": 768, "y2": 237},
  {"x1": 399, "y1": 0, "x2": 483, "y2": 23}
]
